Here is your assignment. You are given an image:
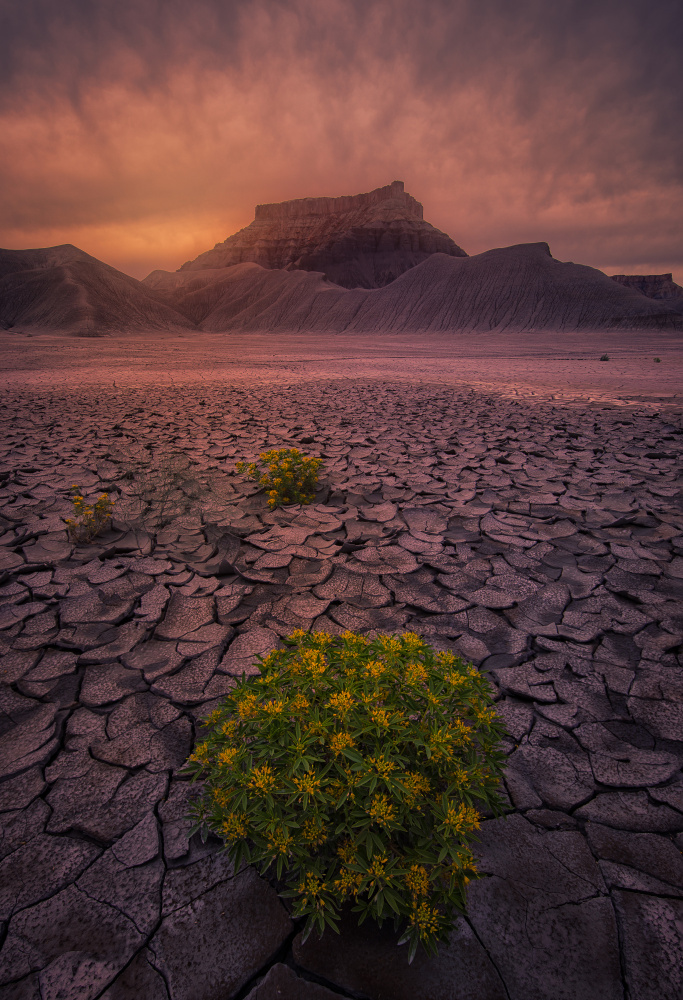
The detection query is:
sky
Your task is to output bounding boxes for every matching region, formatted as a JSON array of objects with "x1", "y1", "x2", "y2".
[{"x1": 1, "y1": 0, "x2": 682, "y2": 283}]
